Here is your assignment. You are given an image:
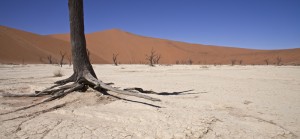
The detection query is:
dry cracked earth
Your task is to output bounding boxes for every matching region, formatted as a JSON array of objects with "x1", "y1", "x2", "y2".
[{"x1": 0, "y1": 64, "x2": 299, "y2": 139}]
